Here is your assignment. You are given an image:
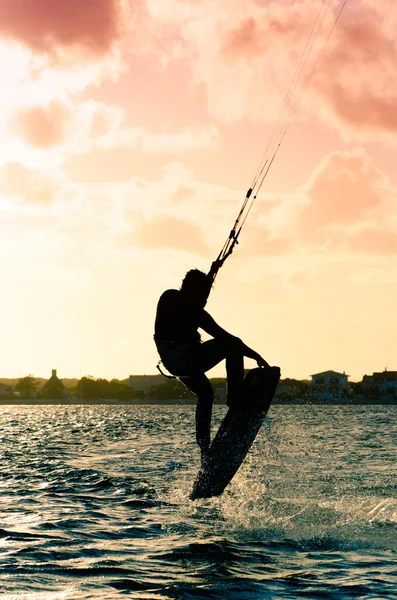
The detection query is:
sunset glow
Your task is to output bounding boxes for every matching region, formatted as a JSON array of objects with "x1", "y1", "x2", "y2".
[{"x1": 1, "y1": 0, "x2": 396, "y2": 381}]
